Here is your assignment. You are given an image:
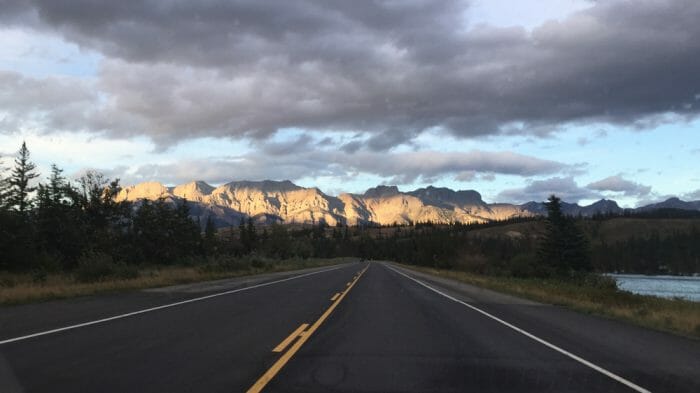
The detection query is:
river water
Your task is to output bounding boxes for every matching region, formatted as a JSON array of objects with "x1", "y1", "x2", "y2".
[{"x1": 610, "y1": 274, "x2": 700, "y2": 301}]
